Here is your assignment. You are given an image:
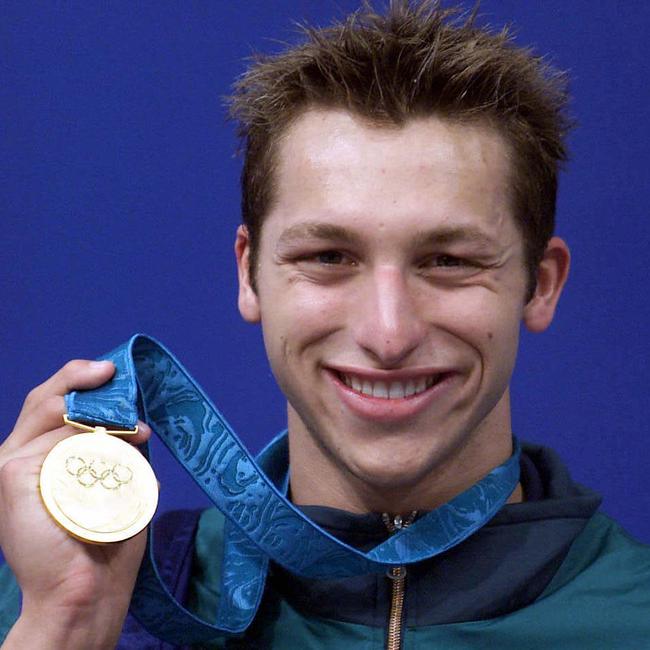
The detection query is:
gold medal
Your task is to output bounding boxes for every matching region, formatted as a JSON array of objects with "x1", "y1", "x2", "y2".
[{"x1": 39, "y1": 417, "x2": 158, "y2": 543}]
